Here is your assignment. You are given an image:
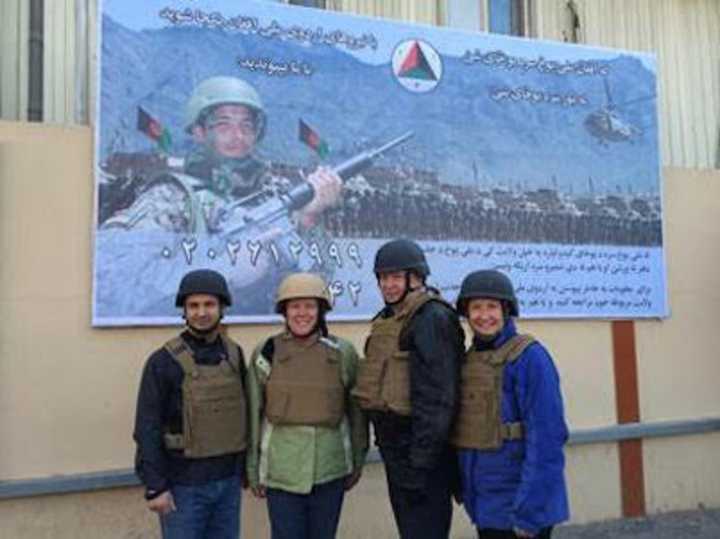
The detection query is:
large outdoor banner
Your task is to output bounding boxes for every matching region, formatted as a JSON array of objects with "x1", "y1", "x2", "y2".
[{"x1": 93, "y1": 0, "x2": 667, "y2": 325}]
